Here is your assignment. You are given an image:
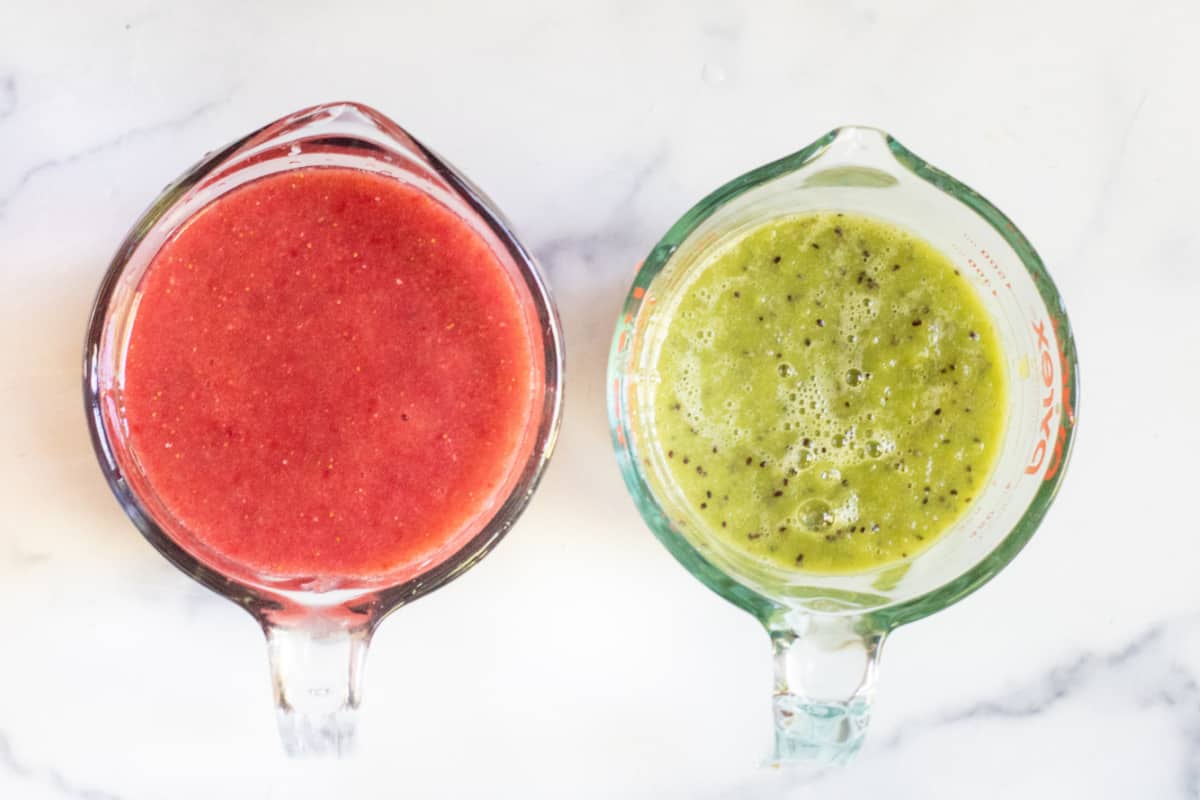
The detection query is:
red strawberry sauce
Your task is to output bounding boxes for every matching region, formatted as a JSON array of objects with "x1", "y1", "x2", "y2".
[{"x1": 116, "y1": 167, "x2": 541, "y2": 581}]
